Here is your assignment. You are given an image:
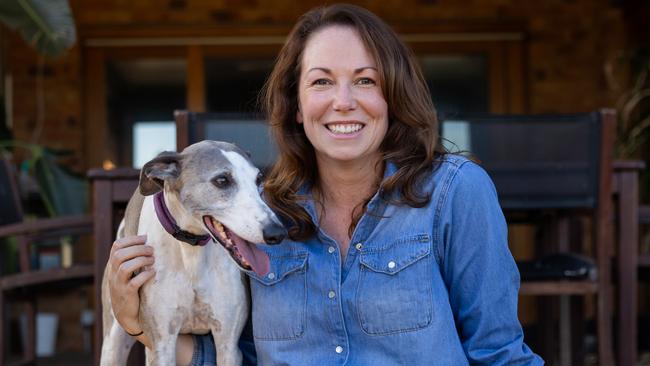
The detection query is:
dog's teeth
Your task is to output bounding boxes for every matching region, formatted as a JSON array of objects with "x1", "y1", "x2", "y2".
[{"x1": 211, "y1": 218, "x2": 226, "y2": 236}]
